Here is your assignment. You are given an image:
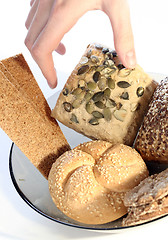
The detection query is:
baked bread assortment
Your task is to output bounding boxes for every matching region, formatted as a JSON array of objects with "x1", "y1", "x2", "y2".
[
  {"x1": 0, "y1": 54, "x2": 70, "y2": 179},
  {"x1": 135, "y1": 77, "x2": 168, "y2": 163},
  {"x1": 48, "y1": 140, "x2": 148, "y2": 224},
  {"x1": 0, "y1": 48, "x2": 168, "y2": 227},
  {"x1": 52, "y1": 43, "x2": 157, "y2": 146},
  {"x1": 122, "y1": 168, "x2": 168, "y2": 226}
]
